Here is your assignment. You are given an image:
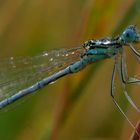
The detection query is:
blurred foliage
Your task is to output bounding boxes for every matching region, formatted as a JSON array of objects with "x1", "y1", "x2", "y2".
[{"x1": 0, "y1": 0, "x2": 140, "y2": 140}]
